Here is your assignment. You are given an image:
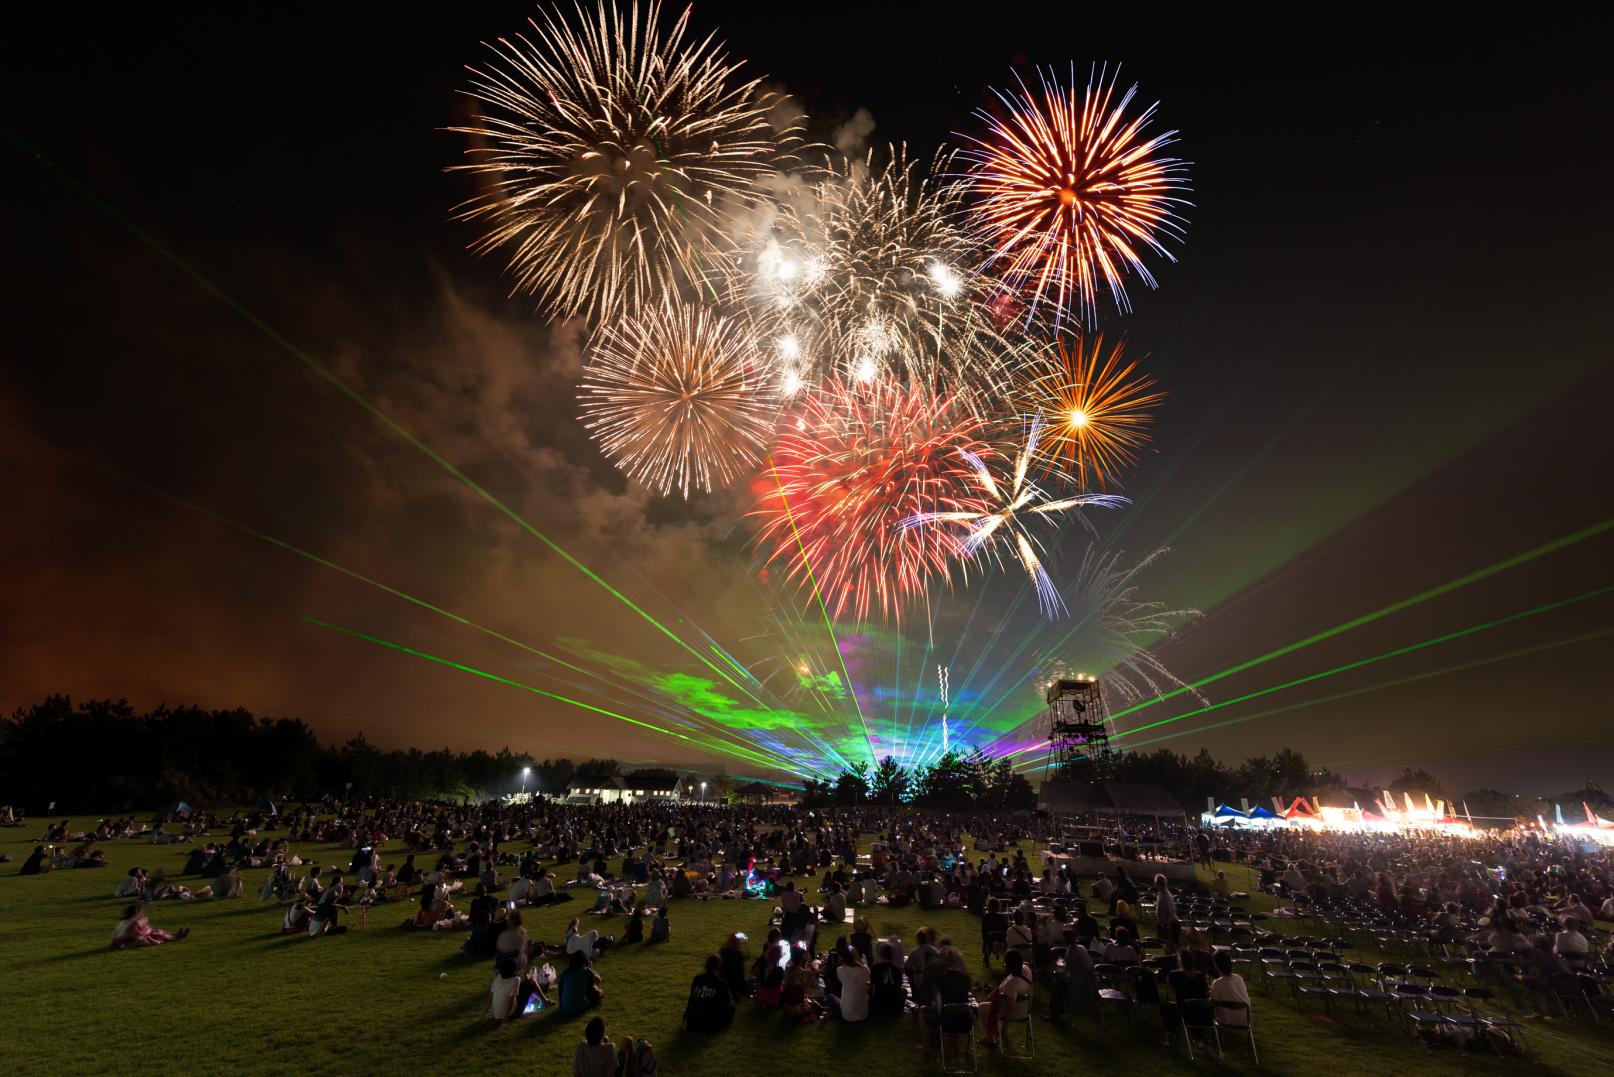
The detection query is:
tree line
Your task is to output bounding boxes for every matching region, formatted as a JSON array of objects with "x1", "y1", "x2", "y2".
[
  {"x1": 0, "y1": 695, "x2": 671, "y2": 811},
  {"x1": 807, "y1": 743, "x2": 1612, "y2": 823},
  {"x1": 5, "y1": 695, "x2": 1603, "y2": 822},
  {"x1": 801, "y1": 750, "x2": 1038, "y2": 810}
]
